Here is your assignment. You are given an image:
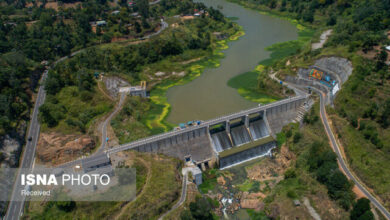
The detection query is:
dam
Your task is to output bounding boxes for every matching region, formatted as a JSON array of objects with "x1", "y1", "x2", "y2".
[{"x1": 105, "y1": 95, "x2": 309, "y2": 169}]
